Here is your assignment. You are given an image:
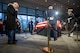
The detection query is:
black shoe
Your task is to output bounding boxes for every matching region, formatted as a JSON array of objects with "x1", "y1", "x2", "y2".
[
  {"x1": 68, "y1": 33, "x2": 71, "y2": 37},
  {"x1": 54, "y1": 39, "x2": 57, "y2": 41},
  {"x1": 7, "y1": 42, "x2": 14, "y2": 45},
  {"x1": 14, "y1": 40, "x2": 17, "y2": 41},
  {"x1": 13, "y1": 40, "x2": 17, "y2": 42},
  {"x1": 13, "y1": 40, "x2": 17, "y2": 44},
  {"x1": 13, "y1": 42, "x2": 16, "y2": 44}
]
